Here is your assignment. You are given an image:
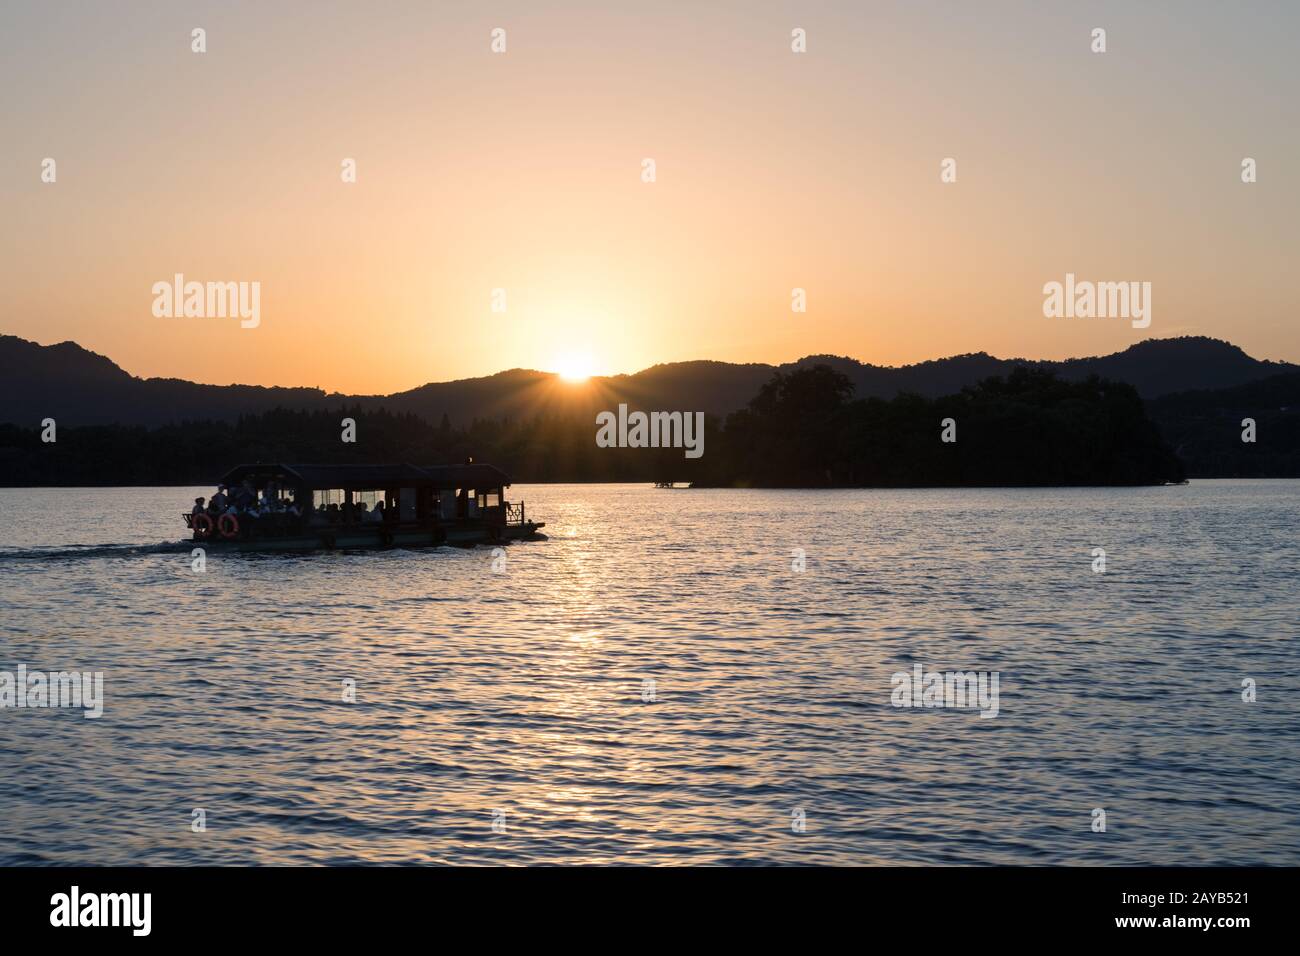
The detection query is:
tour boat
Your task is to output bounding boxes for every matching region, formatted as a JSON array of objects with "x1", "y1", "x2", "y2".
[{"x1": 183, "y1": 462, "x2": 544, "y2": 551}]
